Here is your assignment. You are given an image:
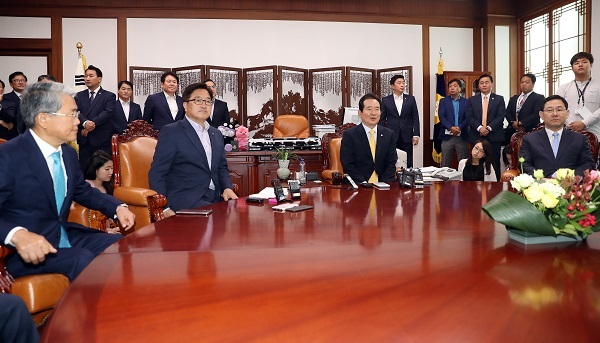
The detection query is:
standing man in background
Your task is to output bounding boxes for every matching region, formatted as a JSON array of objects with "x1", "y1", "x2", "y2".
[
  {"x1": 380, "y1": 75, "x2": 420, "y2": 168},
  {"x1": 438, "y1": 78, "x2": 469, "y2": 167},
  {"x1": 505, "y1": 73, "x2": 545, "y2": 140},
  {"x1": 143, "y1": 71, "x2": 185, "y2": 131},
  {"x1": 74, "y1": 65, "x2": 116, "y2": 171},
  {"x1": 4, "y1": 71, "x2": 27, "y2": 134},
  {"x1": 204, "y1": 78, "x2": 230, "y2": 128},
  {"x1": 556, "y1": 52, "x2": 600, "y2": 140},
  {"x1": 114, "y1": 80, "x2": 143, "y2": 133},
  {"x1": 0, "y1": 79, "x2": 18, "y2": 140},
  {"x1": 465, "y1": 74, "x2": 506, "y2": 181}
]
